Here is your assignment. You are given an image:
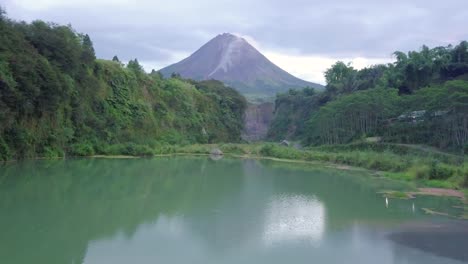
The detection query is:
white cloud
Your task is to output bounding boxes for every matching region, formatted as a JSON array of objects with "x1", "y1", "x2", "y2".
[
  {"x1": 8, "y1": 0, "x2": 132, "y2": 11},
  {"x1": 264, "y1": 52, "x2": 392, "y2": 85},
  {"x1": 237, "y1": 35, "x2": 394, "y2": 85},
  {"x1": 139, "y1": 51, "x2": 190, "y2": 72},
  {"x1": 3, "y1": 0, "x2": 465, "y2": 86}
]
